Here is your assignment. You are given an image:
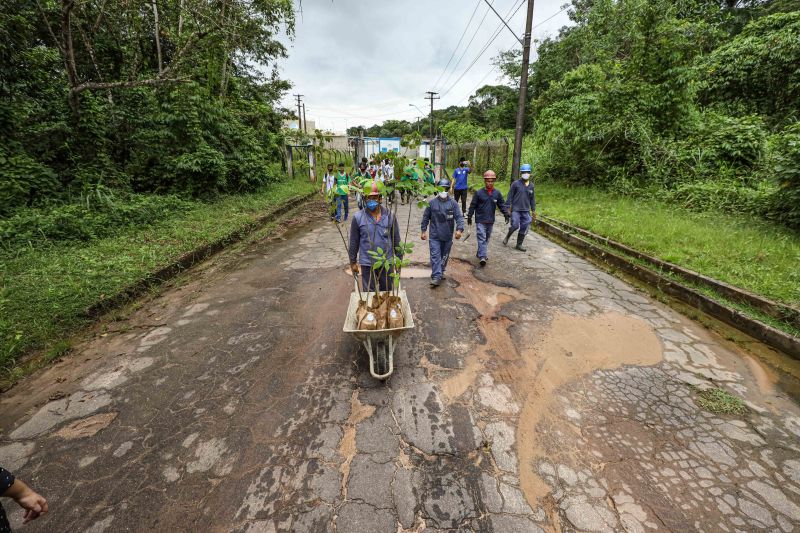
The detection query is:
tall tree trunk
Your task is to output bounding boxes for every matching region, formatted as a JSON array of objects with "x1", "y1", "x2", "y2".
[{"x1": 151, "y1": 0, "x2": 163, "y2": 75}]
